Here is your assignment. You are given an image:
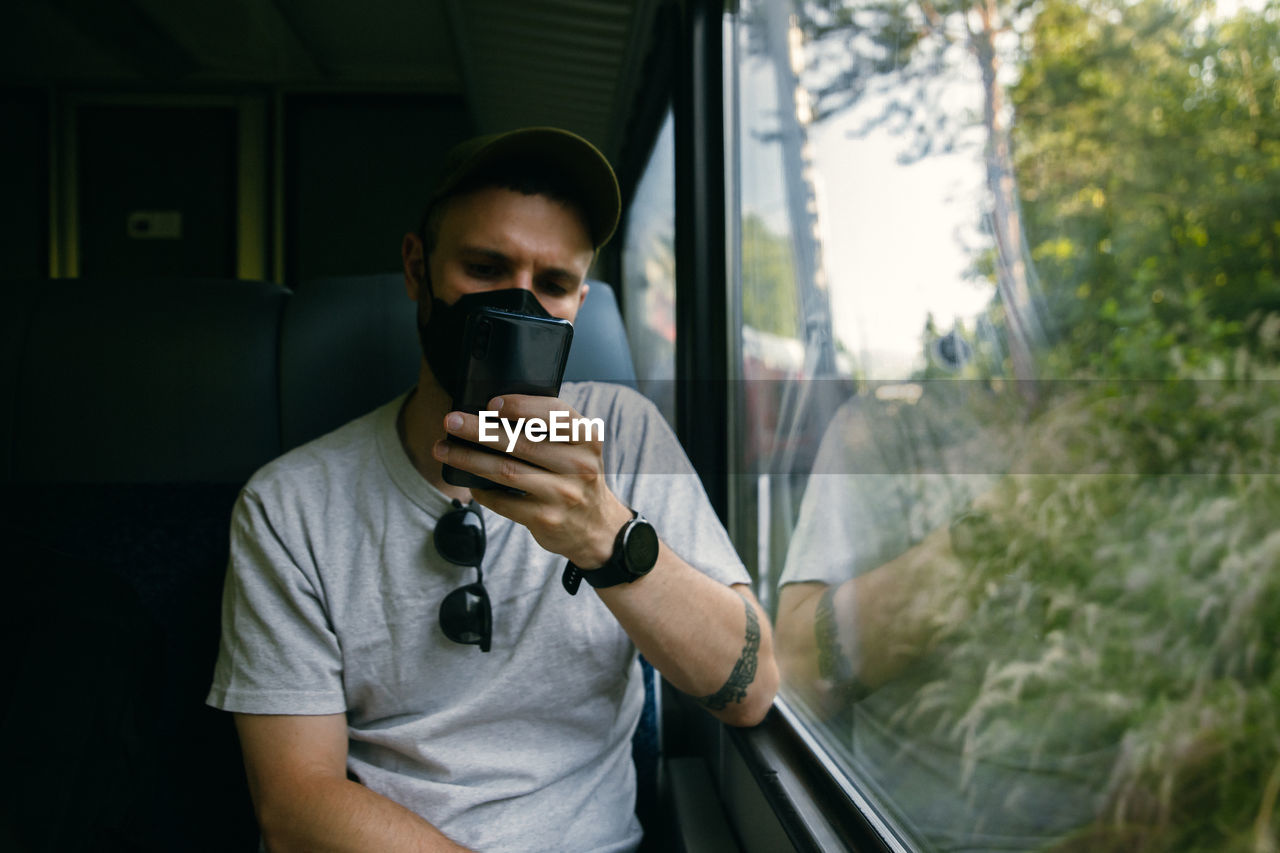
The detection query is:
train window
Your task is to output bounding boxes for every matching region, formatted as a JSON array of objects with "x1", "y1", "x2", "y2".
[
  {"x1": 622, "y1": 108, "x2": 678, "y2": 425},
  {"x1": 731, "y1": 0, "x2": 1280, "y2": 849}
]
